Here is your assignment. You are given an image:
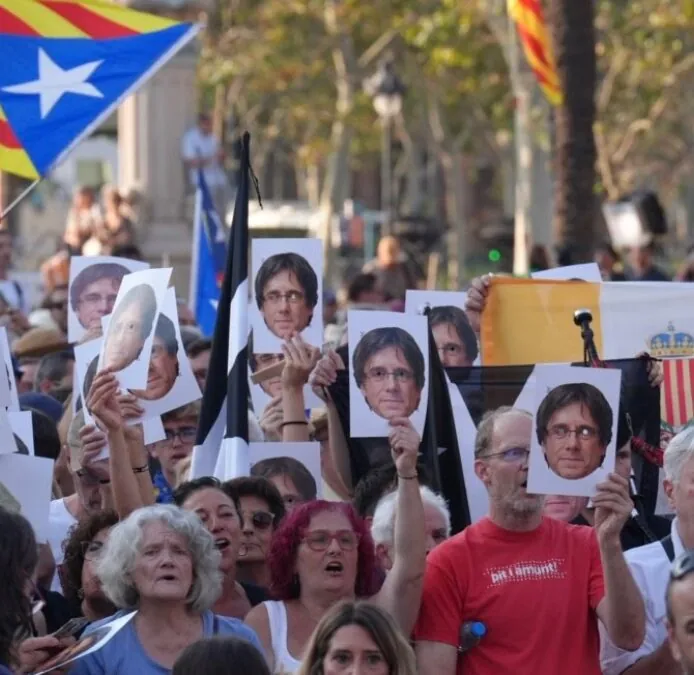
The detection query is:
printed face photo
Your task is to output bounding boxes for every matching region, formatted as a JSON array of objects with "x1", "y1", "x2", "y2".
[
  {"x1": 429, "y1": 305, "x2": 478, "y2": 368},
  {"x1": 131, "y1": 314, "x2": 180, "y2": 401},
  {"x1": 102, "y1": 283, "x2": 157, "y2": 372},
  {"x1": 248, "y1": 442, "x2": 323, "y2": 505},
  {"x1": 36, "y1": 630, "x2": 103, "y2": 672},
  {"x1": 353, "y1": 327, "x2": 424, "y2": 421},
  {"x1": 255, "y1": 252, "x2": 317, "y2": 340},
  {"x1": 536, "y1": 383, "x2": 613, "y2": 480},
  {"x1": 68, "y1": 258, "x2": 150, "y2": 343}
]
